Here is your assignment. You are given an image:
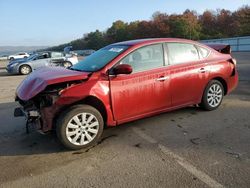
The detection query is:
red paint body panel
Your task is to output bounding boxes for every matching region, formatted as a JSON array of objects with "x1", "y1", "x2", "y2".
[
  {"x1": 110, "y1": 67, "x2": 171, "y2": 123},
  {"x1": 15, "y1": 38, "x2": 238, "y2": 132}
]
